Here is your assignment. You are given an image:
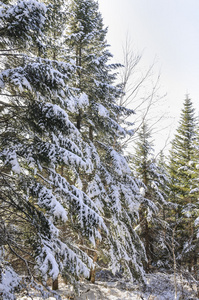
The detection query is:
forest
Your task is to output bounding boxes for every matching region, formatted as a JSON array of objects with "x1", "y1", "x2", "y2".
[{"x1": 0, "y1": 0, "x2": 199, "y2": 299}]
